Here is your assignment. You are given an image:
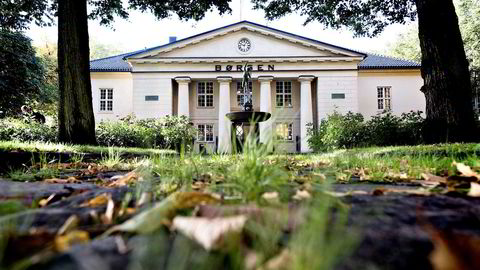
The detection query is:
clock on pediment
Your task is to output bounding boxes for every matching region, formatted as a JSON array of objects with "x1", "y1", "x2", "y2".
[{"x1": 237, "y1": 38, "x2": 252, "y2": 54}]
